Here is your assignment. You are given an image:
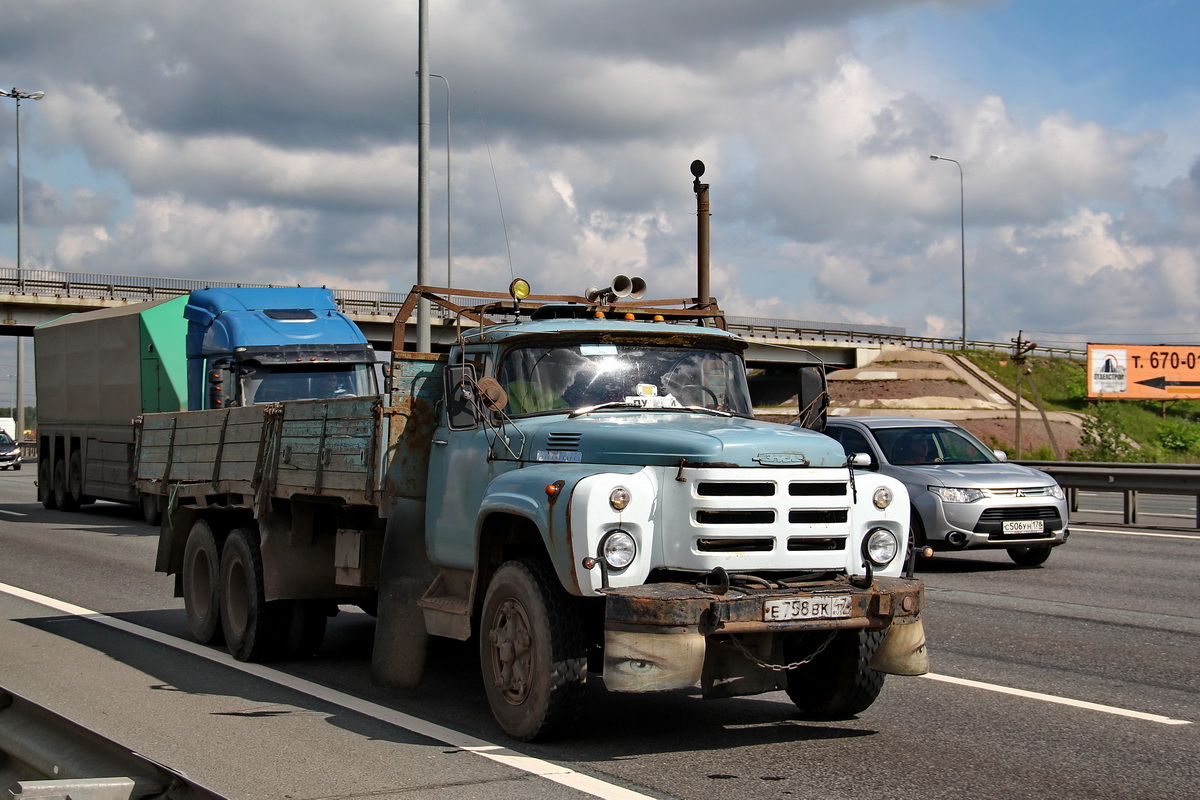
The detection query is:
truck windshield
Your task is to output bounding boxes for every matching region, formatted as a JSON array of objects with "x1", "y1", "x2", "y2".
[
  {"x1": 498, "y1": 343, "x2": 753, "y2": 416},
  {"x1": 242, "y1": 364, "x2": 377, "y2": 404}
]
